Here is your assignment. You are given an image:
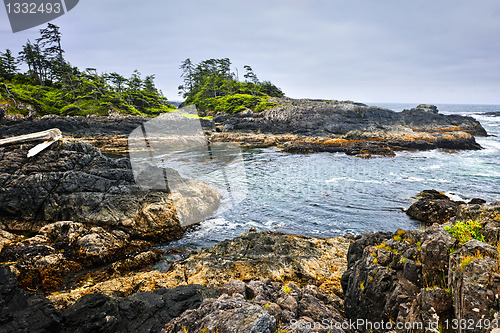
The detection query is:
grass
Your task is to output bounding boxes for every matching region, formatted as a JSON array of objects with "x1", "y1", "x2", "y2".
[
  {"x1": 444, "y1": 220, "x2": 484, "y2": 244},
  {"x1": 459, "y1": 251, "x2": 483, "y2": 271},
  {"x1": 282, "y1": 285, "x2": 291, "y2": 294}
]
